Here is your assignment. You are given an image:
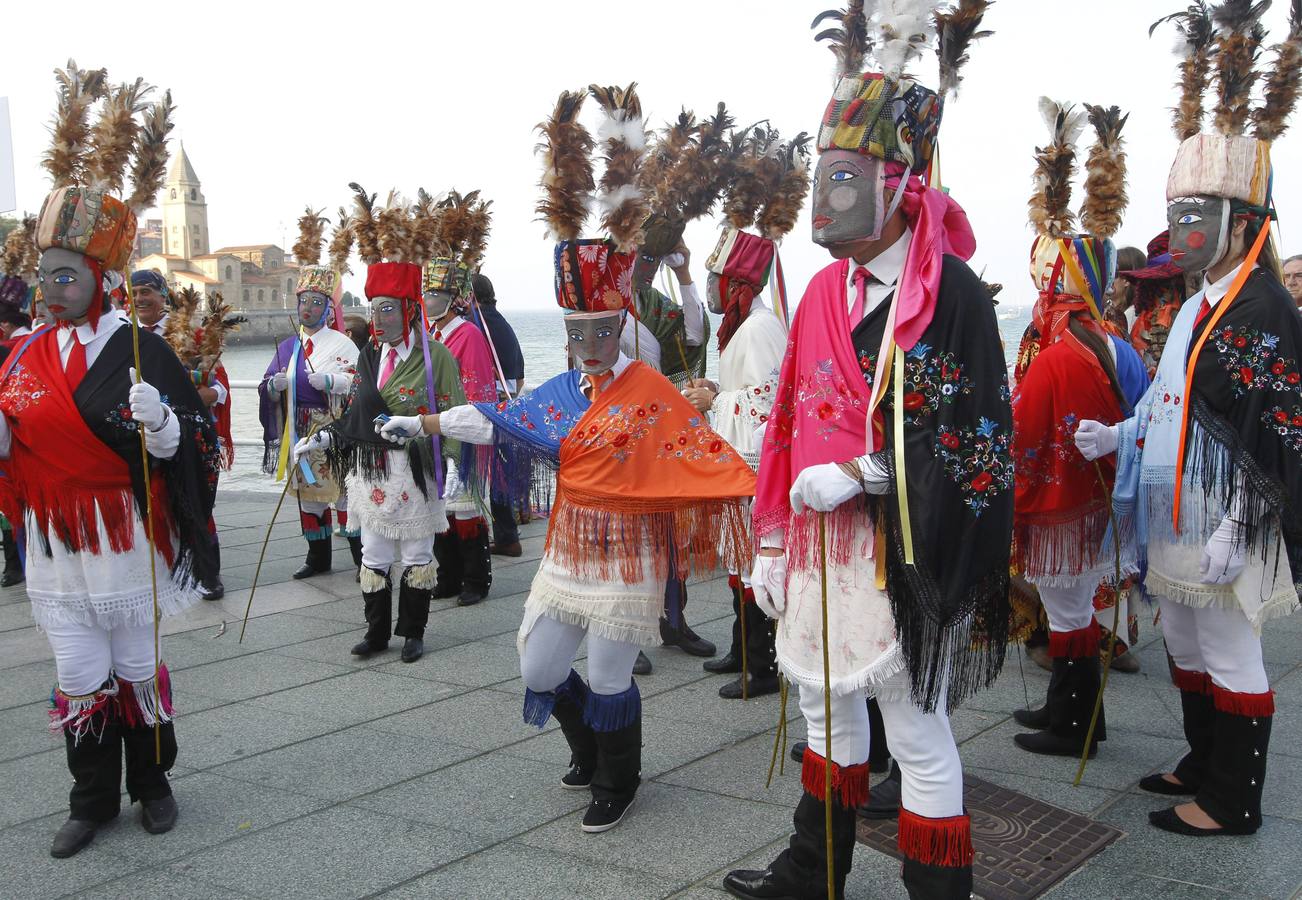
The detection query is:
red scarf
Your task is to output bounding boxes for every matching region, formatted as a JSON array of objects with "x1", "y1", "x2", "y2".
[{"x1": 0, "y1": 329, "x2": 174, "y2": 561}]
